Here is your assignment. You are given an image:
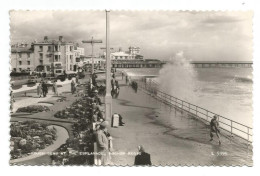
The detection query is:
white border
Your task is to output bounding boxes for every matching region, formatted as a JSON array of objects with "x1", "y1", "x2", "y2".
[{"x1": 0, "y1": 0, "x2": 259, "y2": 175}]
